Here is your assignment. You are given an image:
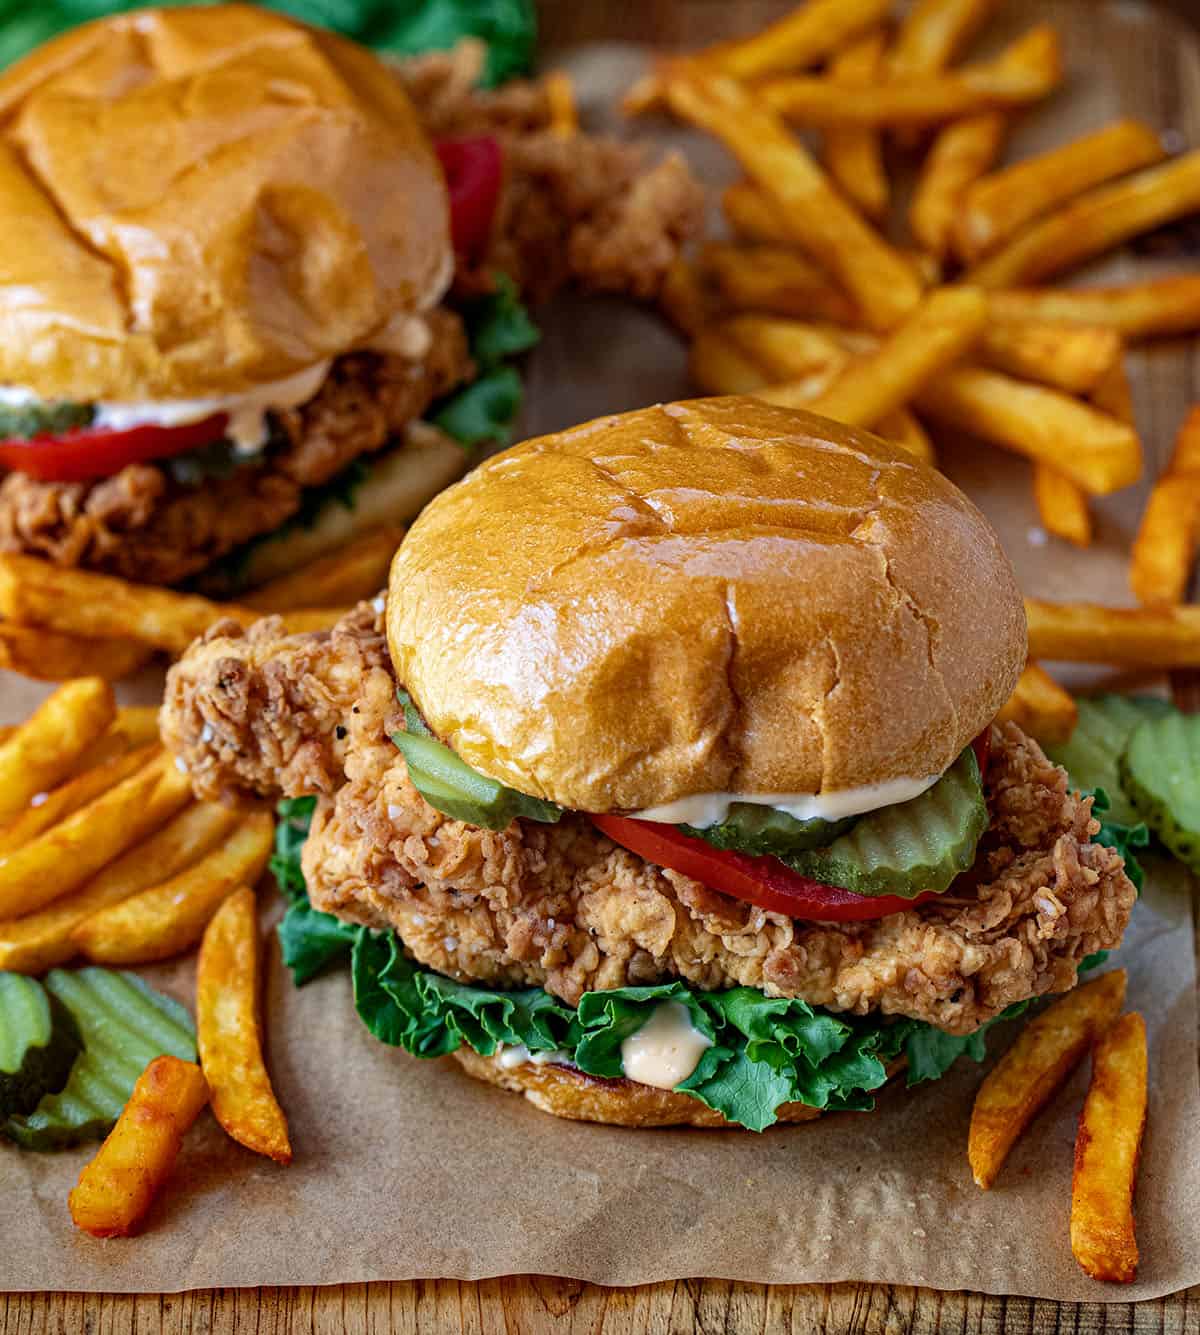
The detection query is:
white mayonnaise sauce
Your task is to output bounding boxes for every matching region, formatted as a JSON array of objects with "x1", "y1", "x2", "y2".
[
  {"x1": 496, "y1": 1044, "x2": 573, "y2": 1070},
  {"x1": 631, "y1": 772, "x2": 940, "y2": 829},
  {"x1": 619, "y1": 1001, "x2": 712, "y2": 1090},
  {"x1": 0, "y1": 360, "x2": 332, "y2": 453}
]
